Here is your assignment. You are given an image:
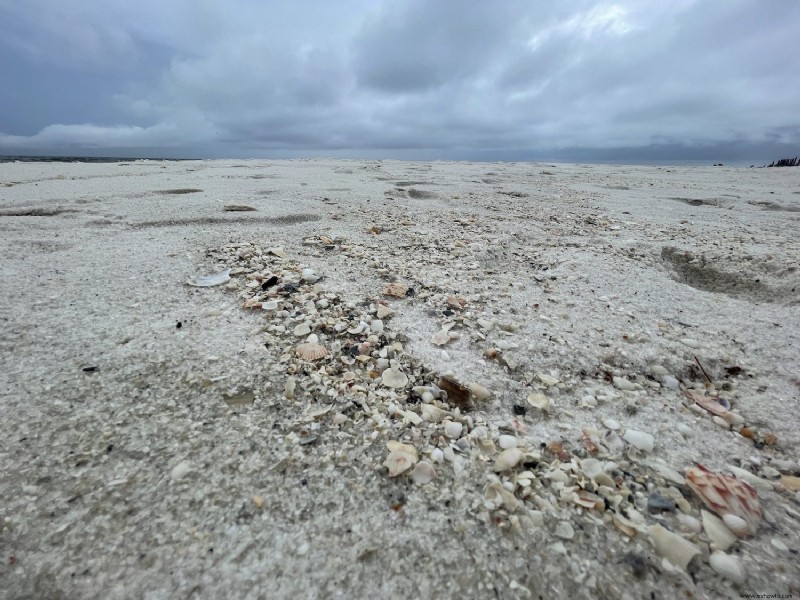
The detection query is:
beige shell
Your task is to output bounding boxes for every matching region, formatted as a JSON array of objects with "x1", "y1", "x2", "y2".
[
  {"x1": 701, "y1": 510, "x2": 738, "y2": 551},
  {"x1": 376, "y1": 303, "x2": 394, "y2": 319},
  {"x1": 686, "y1": 464, "x2": 762, "y2": 535},
  {"x1": 384, "y1": 282, "x2": 408, "y2": 298},
  {"x1": 295, "y1": 343, "x2": 328, "y2": 361},
  {"x1": 493, "y1": 447, "x2": 523, "y2": 472},
  {"x1": 446, "y1": 296, "x2": 467, "y2": 310},
  {"x1": 381, "y1": 367, "x2": 409, "y2": 388},
  {"x1": 431, "y1": 329, "x2": 450, "y2": 346},
  {"x1": 384, "y1": 441, "x2": 418, "y2": 476}
]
